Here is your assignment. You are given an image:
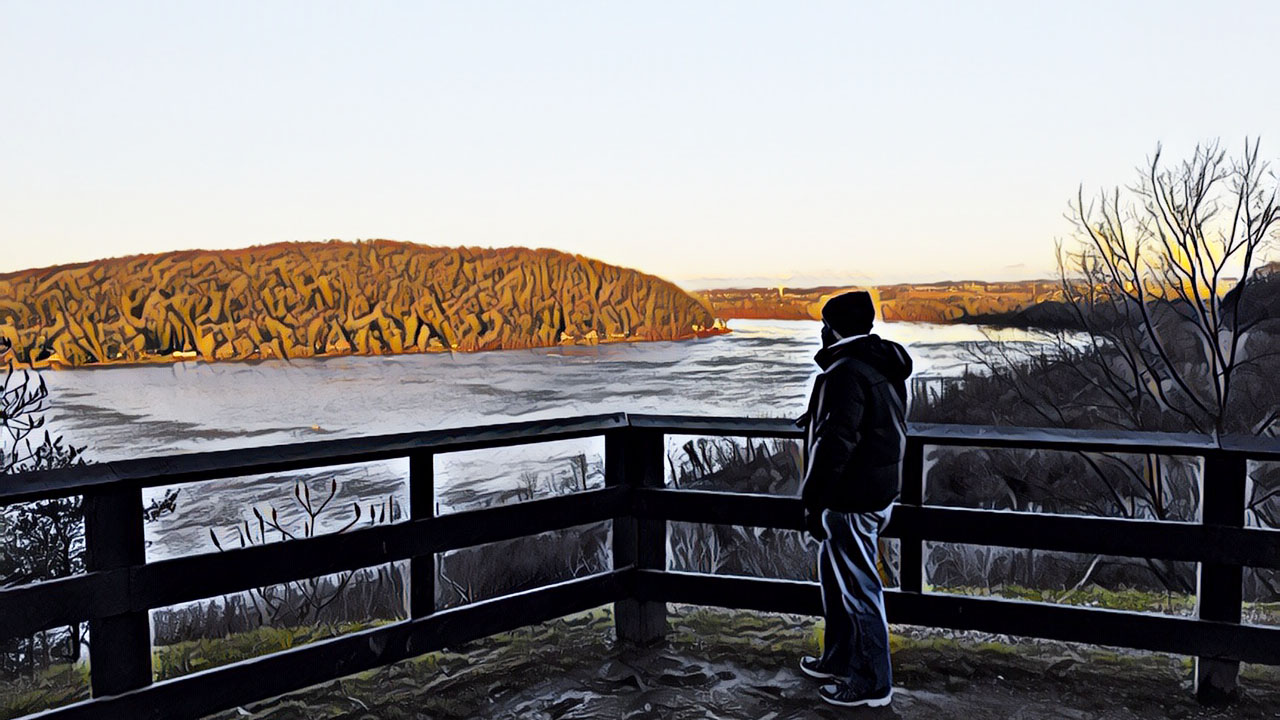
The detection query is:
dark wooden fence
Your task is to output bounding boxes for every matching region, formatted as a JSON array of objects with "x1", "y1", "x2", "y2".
[{"x1": 3, "y1": 413, "x2": 1280, "y2": 718}]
